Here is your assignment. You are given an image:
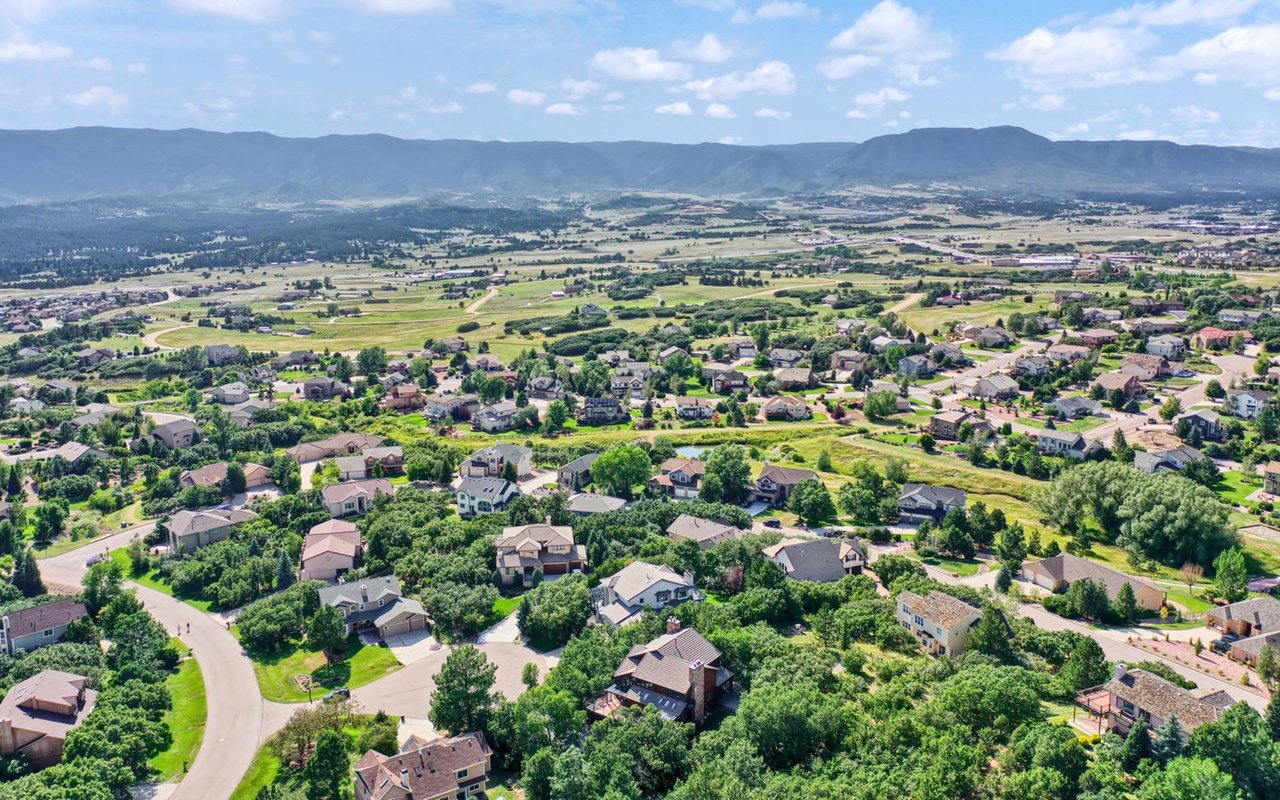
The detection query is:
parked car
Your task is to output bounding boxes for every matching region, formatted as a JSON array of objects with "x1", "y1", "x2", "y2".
[
  {"x1": 323, "y1": 687, "x2": 350, "y2": 702},
  {"x1": 762, "y1": 519, "x2": 782, "y2": 529},
  {"x1": 1209, "y1": 639, "x2": 1231, "y2": 655}
]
